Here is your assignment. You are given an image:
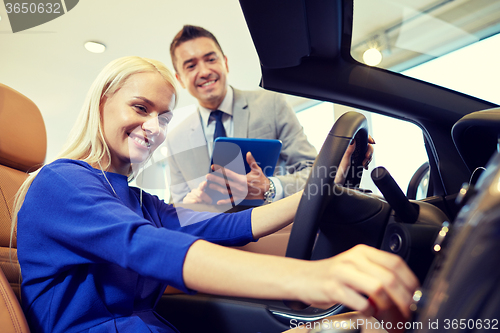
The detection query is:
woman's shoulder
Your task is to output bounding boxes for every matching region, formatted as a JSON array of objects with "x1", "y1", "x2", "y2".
[
  {"x1": 38, "y1": 159, "x2": 100, "y2": 181},
  {"x1": 25, "y1": 160, "x2": 106, "y2": 207},
  {"x1": 42, "y1": 158, "x2": 94, "y2": 171}
]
